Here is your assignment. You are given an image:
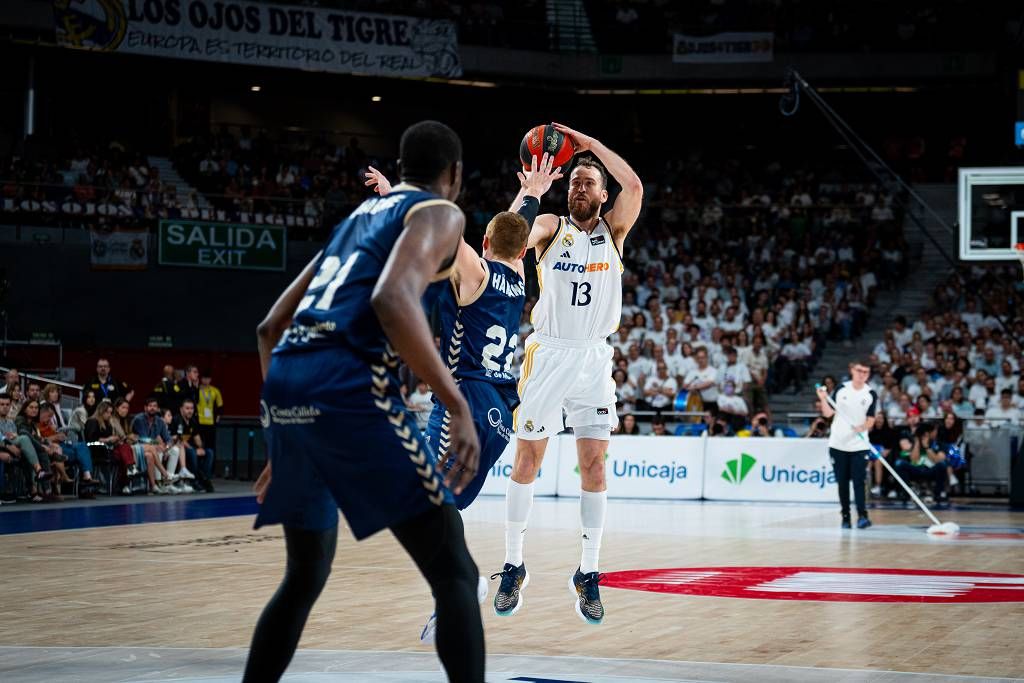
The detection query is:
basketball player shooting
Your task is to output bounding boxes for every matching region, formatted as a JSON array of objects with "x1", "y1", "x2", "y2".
[{"x1": 493, "y1": 123, "x2": 643, "y2": 625}]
